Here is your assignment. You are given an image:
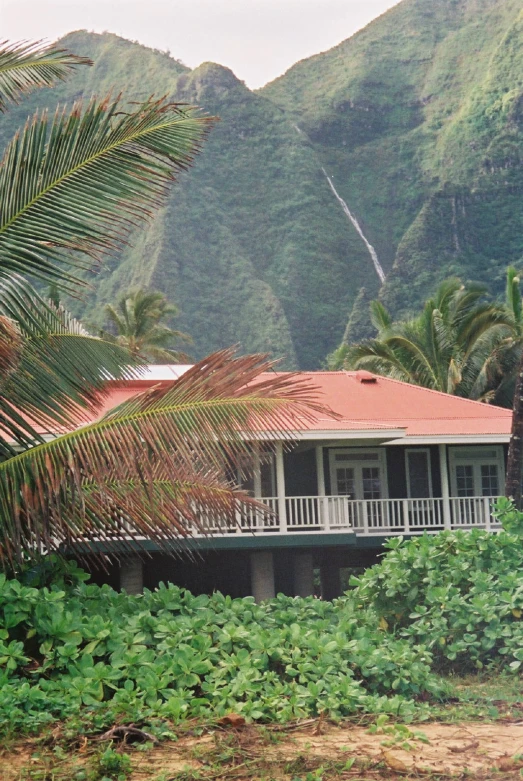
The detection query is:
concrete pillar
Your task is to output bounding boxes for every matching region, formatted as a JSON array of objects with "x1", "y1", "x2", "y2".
[
  {"x1": 293, "y1": 552, "x2": 314, "y2": 597},
  {"x1": 120, "y1": 556, "x2": 144, "y2": 594},
  {"x1": 320, "y1": 564, "x2": 341, "y2": 601},
  {"x1": 251, "y1": 551, "x2": 275, "y2": 602}
]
